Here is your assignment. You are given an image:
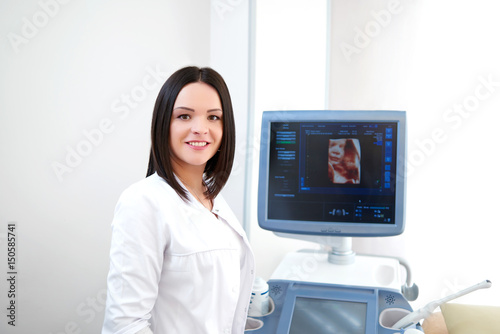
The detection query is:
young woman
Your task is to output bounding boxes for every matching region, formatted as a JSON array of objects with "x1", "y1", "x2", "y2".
[{"x1": 102, "y1": 66, "x2": 255, "y2": 334}]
